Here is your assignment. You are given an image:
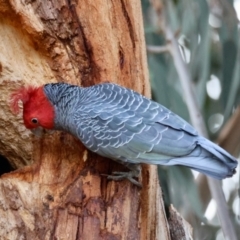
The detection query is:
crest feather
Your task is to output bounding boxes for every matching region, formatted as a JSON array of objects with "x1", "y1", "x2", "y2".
[{"x1": 10, "y1": 86, "x2": 38, "y2": 114}]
